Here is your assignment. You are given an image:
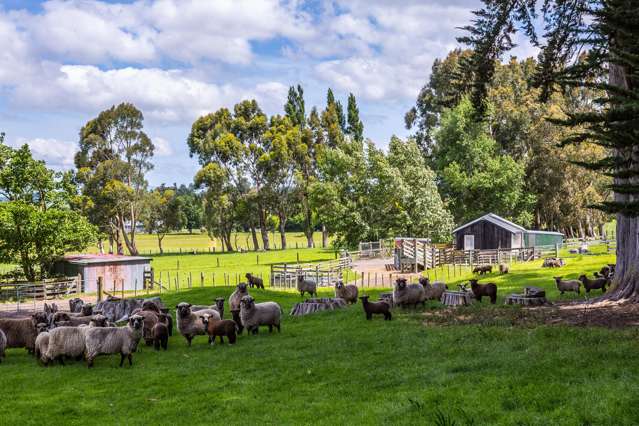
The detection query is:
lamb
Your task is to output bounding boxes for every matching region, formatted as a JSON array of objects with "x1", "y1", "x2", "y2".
[
  {"x1": 359, "y1": 295, "x2": 392, "y2": 320},
  {"x1": 297, "y1": 275, "x2": 317, "y2": 298},
  {"x1": 334, "y1": 280, "x2": 358, "y2": 304},
  {"x1": 418, "y1": 277, "x2": 448, "y2": 301},
  {"x1": 34, "y1": 323, "x2": 50, "y2": 365},
  {"x1": 141, "y1": 300, "x2": 161, "y2": 314},
  {"x1": 0, "y1": 315, "x2": 38, "y2": 353},
  {"x1": 68, "y1": 304, "x2": 94, "y2": 317},
  {"x1": 132, "y1": 310, "x2": 160, "y2": 346},
  {"x1": 578, "y1": 274, "x2": 608, "y2": 294},
  {"x1": 239, "y1": 295, "x2": 281, "y2": 335},
  {"x1": 499, "y1": 264, "x2": 509, "y2": 274},
  {"x1": 469, "y1": 279, "x2": 497, "y2": 304},
  {"x1": 554, "y1": 277, "x2": 581, "y2": 295},
  {"x1": 245, "y1": 273, "x2": 265, "y2": 289},
  {"x1": 472, "y1": 265, "x2": 493, "y2": 275},
  {"x1": 543, "y1": 258, "x2": 564, "y2": 268},
  {"x1": 0, "y1": 329, "x2": 6, "y2": 363},
  {"x1": 392, "y1": 278, "x2": 426, "y2": 308},
  {"x1": 192, "y1": 297, "x2": 225, "y2": 319},
  {"x1": 84, "y1": 315, "x2": 145, "y2": 368},
  {"x1": 176, "y1": 302, "x2": 221, "y2": 346},
  {"x1": 200, "y1": 313, "x2": 237, "y2": 344},
  {"x1": 152, "y1": 321, "x2": 169, "y2": 351}
]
